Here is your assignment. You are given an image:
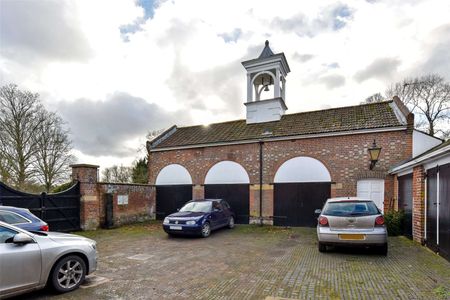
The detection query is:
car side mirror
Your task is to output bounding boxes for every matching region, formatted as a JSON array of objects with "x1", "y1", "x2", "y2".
[
  {"x1": 177, "y1": 208, "x2": 180, "y2": 212},
  {"x1": 13, "y1": 233, "x2": 34, "y2": 245},
  {"x1": 314, "y1": 209, "x2": 322, "y2": 215}
]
